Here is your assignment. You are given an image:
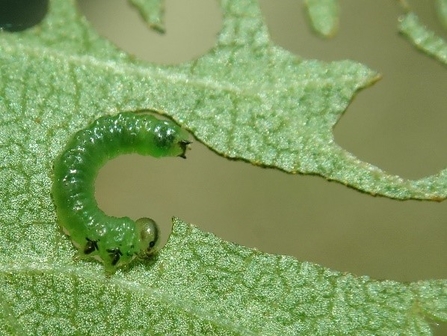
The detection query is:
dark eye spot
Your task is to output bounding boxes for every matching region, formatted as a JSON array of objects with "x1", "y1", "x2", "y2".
[{"x1": 149, "y1": 241, "x2": 155, "y2": 248}]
